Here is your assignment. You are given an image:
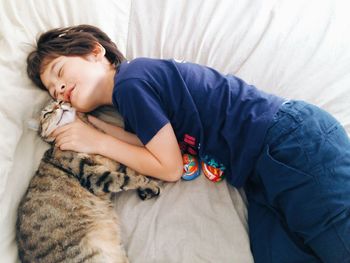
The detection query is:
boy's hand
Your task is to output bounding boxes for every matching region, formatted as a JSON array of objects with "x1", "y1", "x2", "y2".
[
  {"x1": 87, "y1": 115, "x2": 114, "y2": 132},
  {"x1": 51, "y1": 117, "x2": 106, "y2": 154}
]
